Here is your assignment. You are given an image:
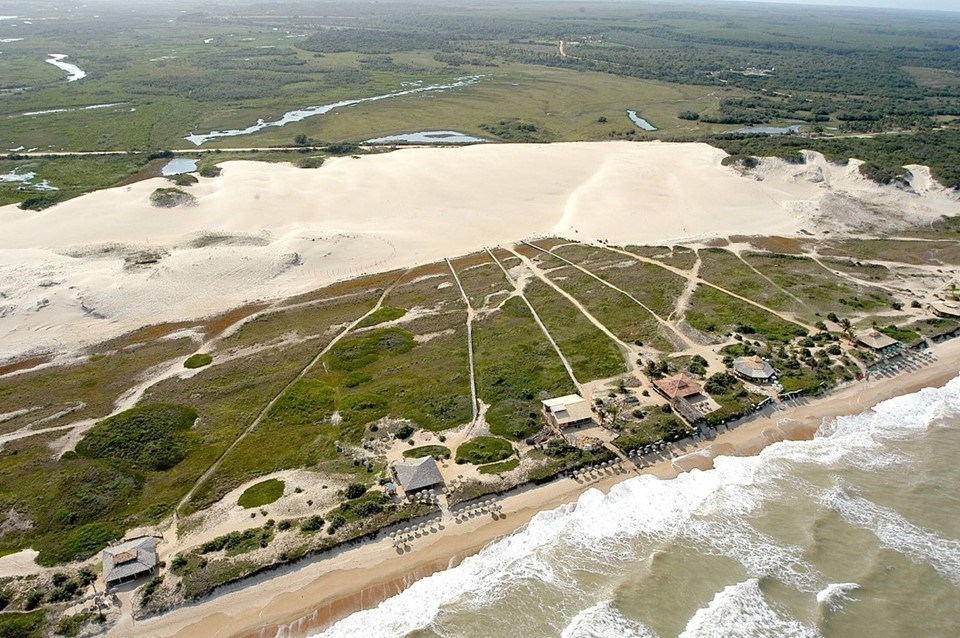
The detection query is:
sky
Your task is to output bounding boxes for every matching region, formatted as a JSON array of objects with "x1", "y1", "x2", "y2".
[{"x1": 723, "y1": 0, "x2": 959, "y2": 11}]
